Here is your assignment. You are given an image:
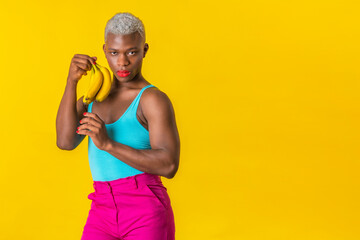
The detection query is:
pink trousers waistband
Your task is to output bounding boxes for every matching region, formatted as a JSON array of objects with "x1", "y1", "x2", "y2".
[{"x1": 92, "y1": 172, "x2": 162, "y2": 194}]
